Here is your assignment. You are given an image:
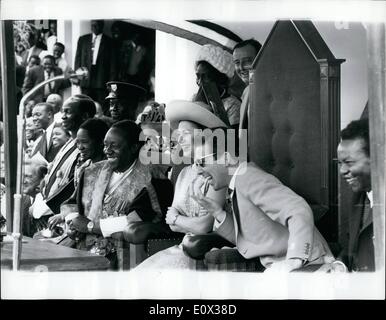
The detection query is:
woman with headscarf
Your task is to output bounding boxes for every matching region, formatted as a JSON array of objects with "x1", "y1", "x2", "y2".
[{"x1": 194, "y1": 44, "x2": 241, "y2": 129}]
